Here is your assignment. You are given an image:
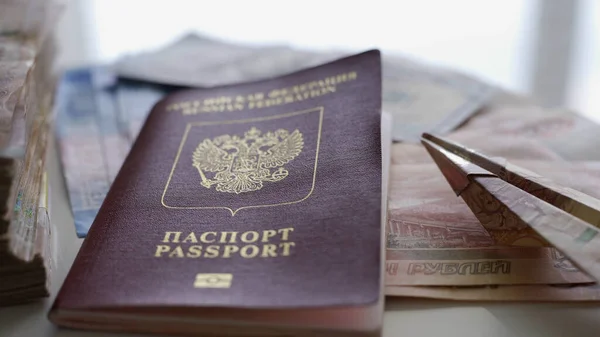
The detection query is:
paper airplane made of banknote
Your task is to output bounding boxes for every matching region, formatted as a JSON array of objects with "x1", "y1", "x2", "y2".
[{"x1": 421, "y1": 132, "x2": 600, "y2": 282}]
